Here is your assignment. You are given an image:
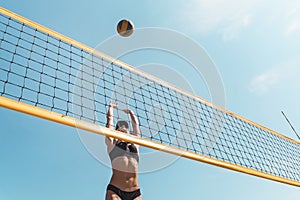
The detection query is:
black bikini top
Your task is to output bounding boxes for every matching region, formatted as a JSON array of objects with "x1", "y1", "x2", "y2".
[{"x1": 109, "y1": 140, "x2": 139, "y2": 162}]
